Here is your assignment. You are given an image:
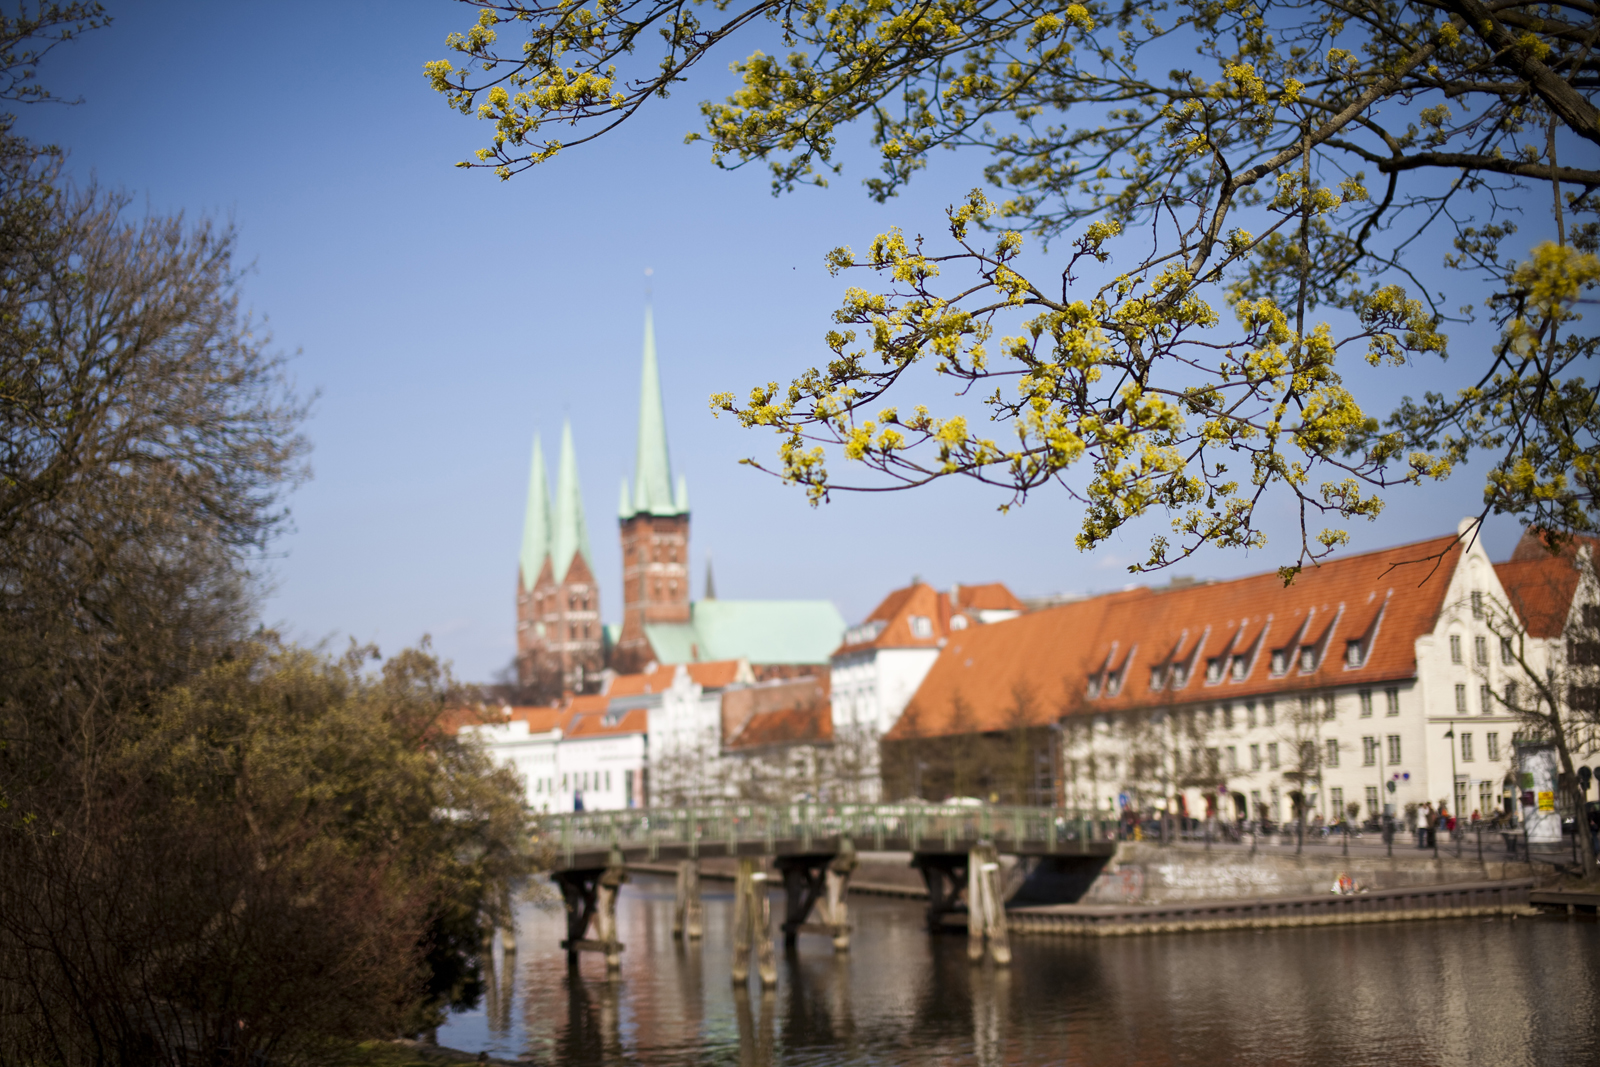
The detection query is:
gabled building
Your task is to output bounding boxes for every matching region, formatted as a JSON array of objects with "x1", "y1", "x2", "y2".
[
  {"x1": 515, "y1": 421, "x2": 603, "y2": 696},
  {"x1": 884, "y1": 520, "x2": 1600, "y2": 824}
]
